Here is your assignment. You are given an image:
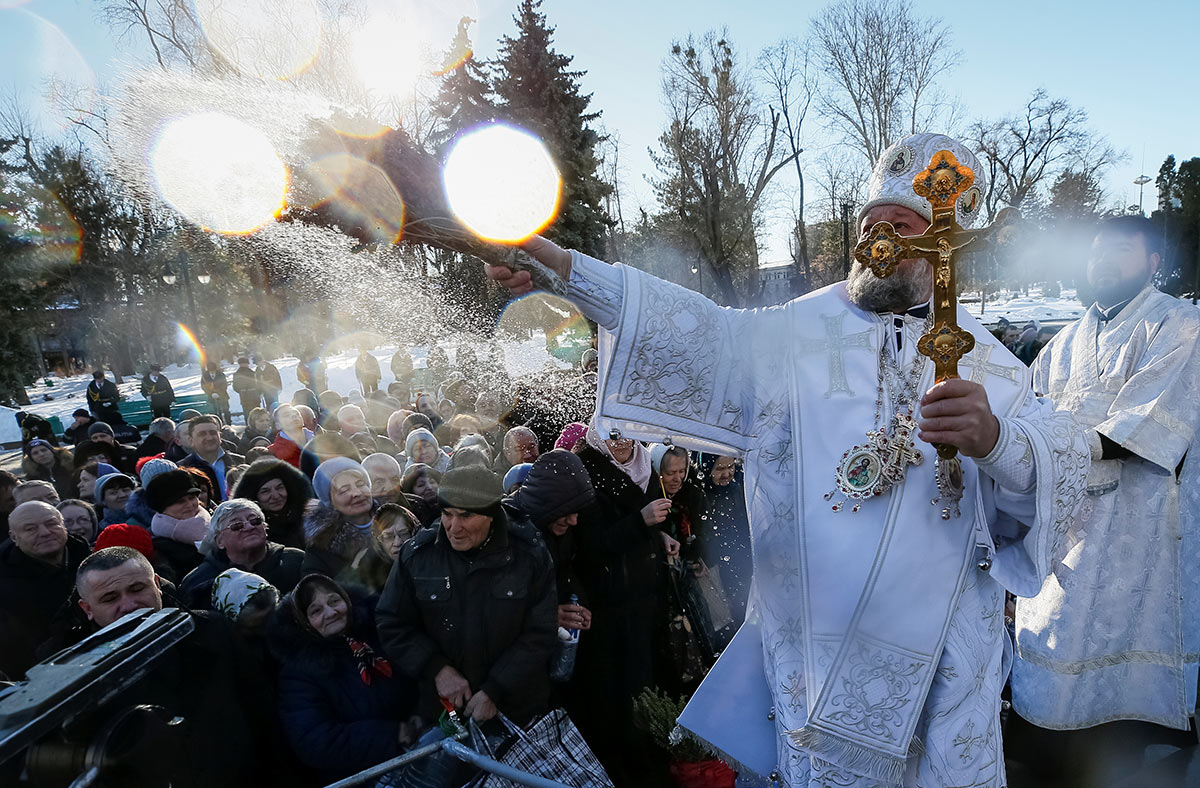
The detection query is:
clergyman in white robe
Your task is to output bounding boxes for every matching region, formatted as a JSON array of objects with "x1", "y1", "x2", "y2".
[
  {"x1": 1014, "y1": 279, "x2": 1200, "y2": 735},
  {"x1": 563, "y1": 250, "x2": 1089, "y2": 787},
  {"x1": 541, "y1": 133, "x2": 1091, "y2": 788}
]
